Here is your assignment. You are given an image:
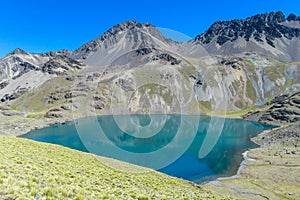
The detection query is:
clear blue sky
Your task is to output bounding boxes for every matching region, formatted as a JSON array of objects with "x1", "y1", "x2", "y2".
[{"x1": 0, "y1": 0, "x2": 299, "y2": 58}]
